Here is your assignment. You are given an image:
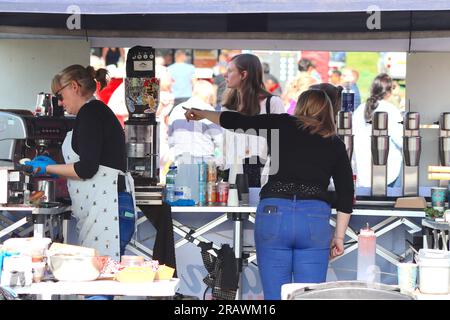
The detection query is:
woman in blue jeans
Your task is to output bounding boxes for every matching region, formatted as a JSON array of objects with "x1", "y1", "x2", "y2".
[{"x1": 184, "y1": 89, "x2": 354, "y2": 300}]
